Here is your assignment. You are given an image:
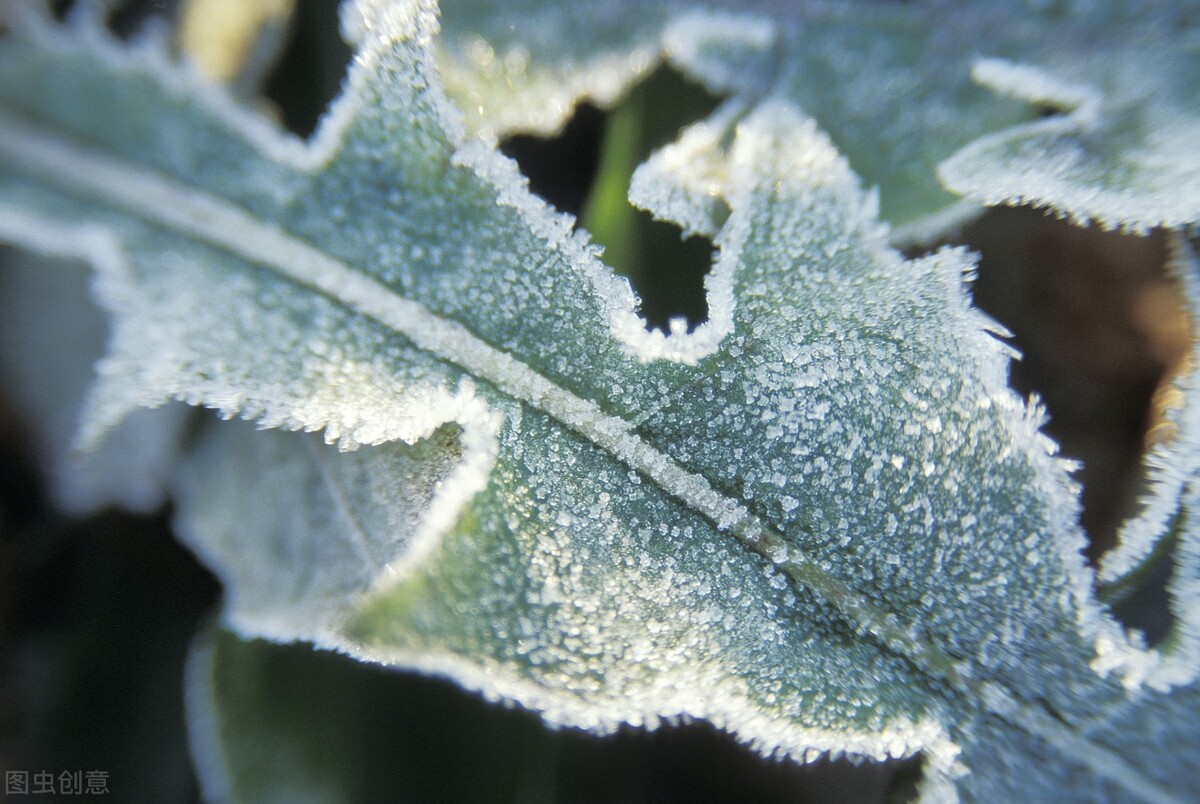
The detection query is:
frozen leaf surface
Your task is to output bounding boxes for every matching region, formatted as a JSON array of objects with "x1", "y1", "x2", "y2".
[
  {"x1": 0, "y1": 1, "x2": 1198, "y2": 802},
  {"x1": 438, "y1": 0, "x2": 1200, "y2": 237}
]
